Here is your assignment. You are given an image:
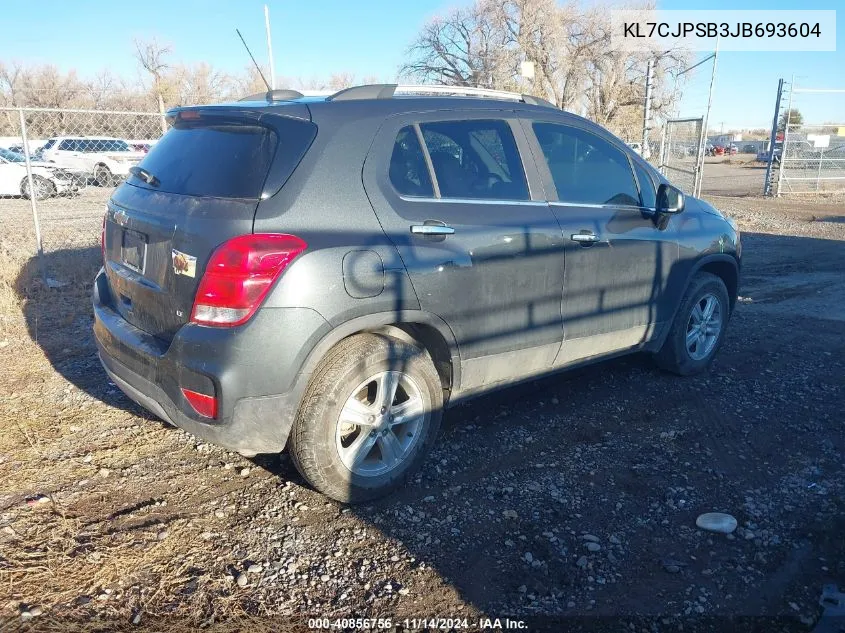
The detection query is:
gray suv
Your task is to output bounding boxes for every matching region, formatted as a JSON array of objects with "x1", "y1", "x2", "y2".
[{"x1": 93, "y1": 85, "x2": 741, "y2": 503}]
